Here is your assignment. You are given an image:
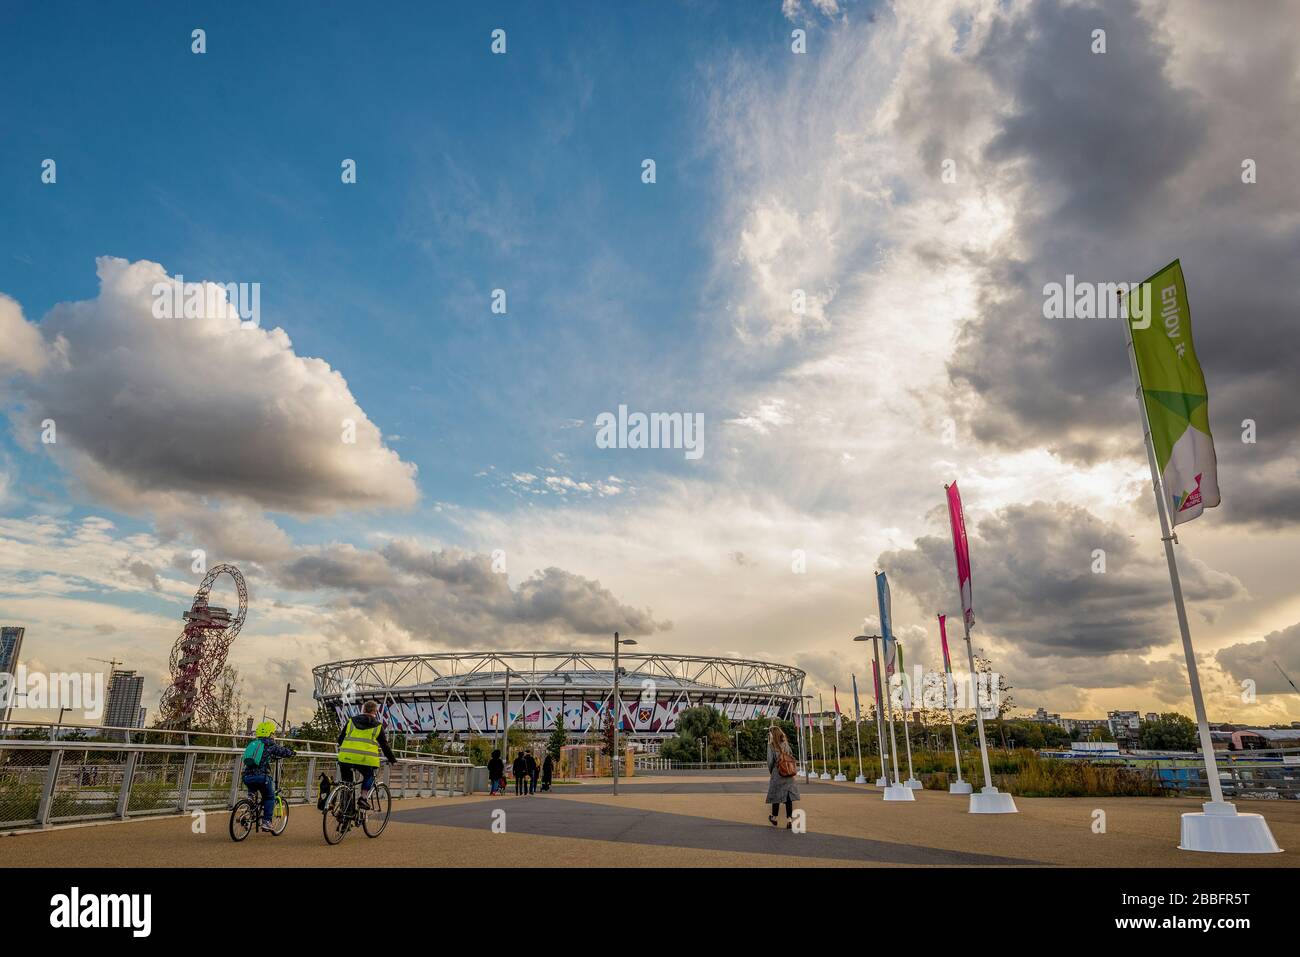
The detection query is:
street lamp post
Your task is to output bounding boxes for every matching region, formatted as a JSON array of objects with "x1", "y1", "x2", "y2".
[
  {"x1": 854, "y1": 636, "x2": 890, "y2": 787},
  {"x1": 280, "y1": 683, "x2": 296, "y2": 734},
  {"x1": 612, "y1": 632, "x2": 637, "y2": 796}
]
